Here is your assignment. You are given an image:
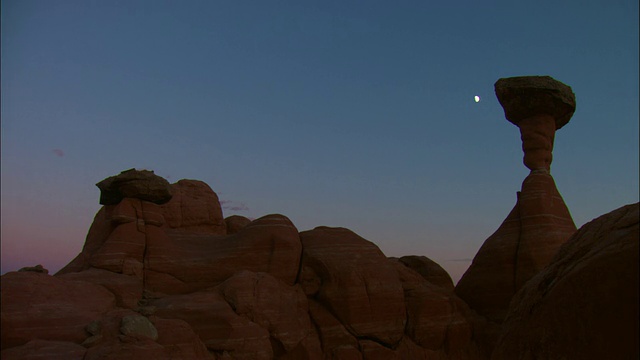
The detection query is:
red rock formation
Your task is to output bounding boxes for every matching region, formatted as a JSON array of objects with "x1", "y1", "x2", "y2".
[
  {"x1": 397, "y1": 255, "x2": 455, "y2": 291},
  {"x1": 0, "y1": 272, "x2": 116, "y2": 349},
  {"x1": 492, "y1": 202, "x2": 639, "y2": 359},
  {"x1": 161, "y1": 179, "x2": 226, "y2": 235},
  {"x1": 455, "y1": 171, "x2": 577, "y2": 323},
  {"x1": 299, "y1": 226, "x2": 406, "y2": 346},
  {"x1": 455, "y1": 76, "x2": 578, "y2": 324},
  {"x1": 145, "y1": 214, "x2": 302, "y2": 295},
  {"x1": 225, "y1": 215, "x2": 252, "y2": 234}
]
